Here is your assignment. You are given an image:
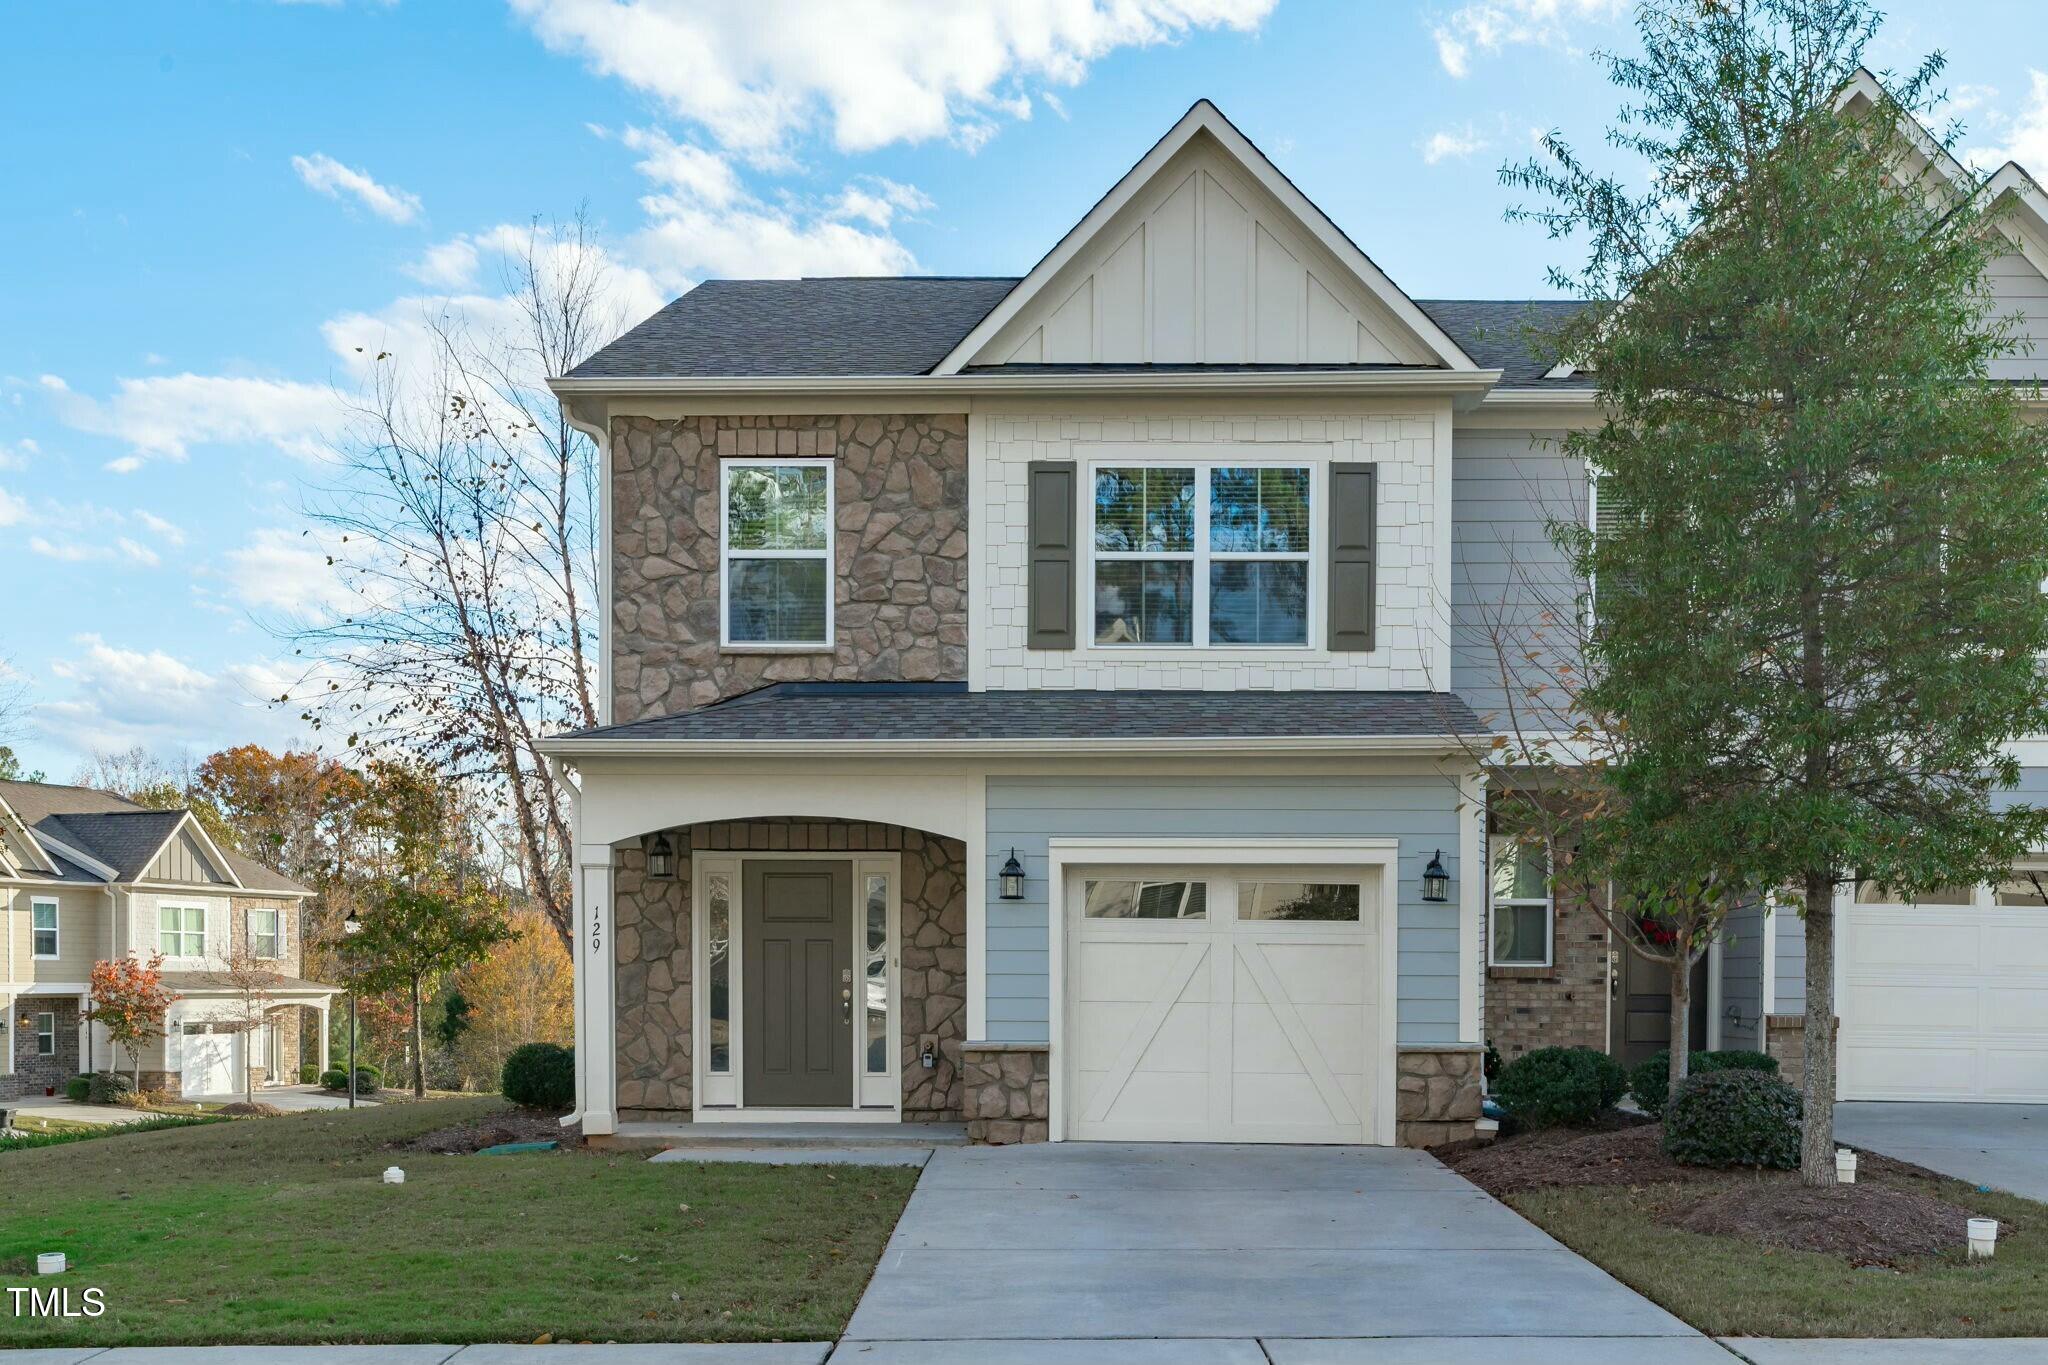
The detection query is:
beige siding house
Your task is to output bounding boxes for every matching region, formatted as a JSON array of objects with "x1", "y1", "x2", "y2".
[{"x1": 0, "y1": 780, "x2": 335, "y2": 1101}]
